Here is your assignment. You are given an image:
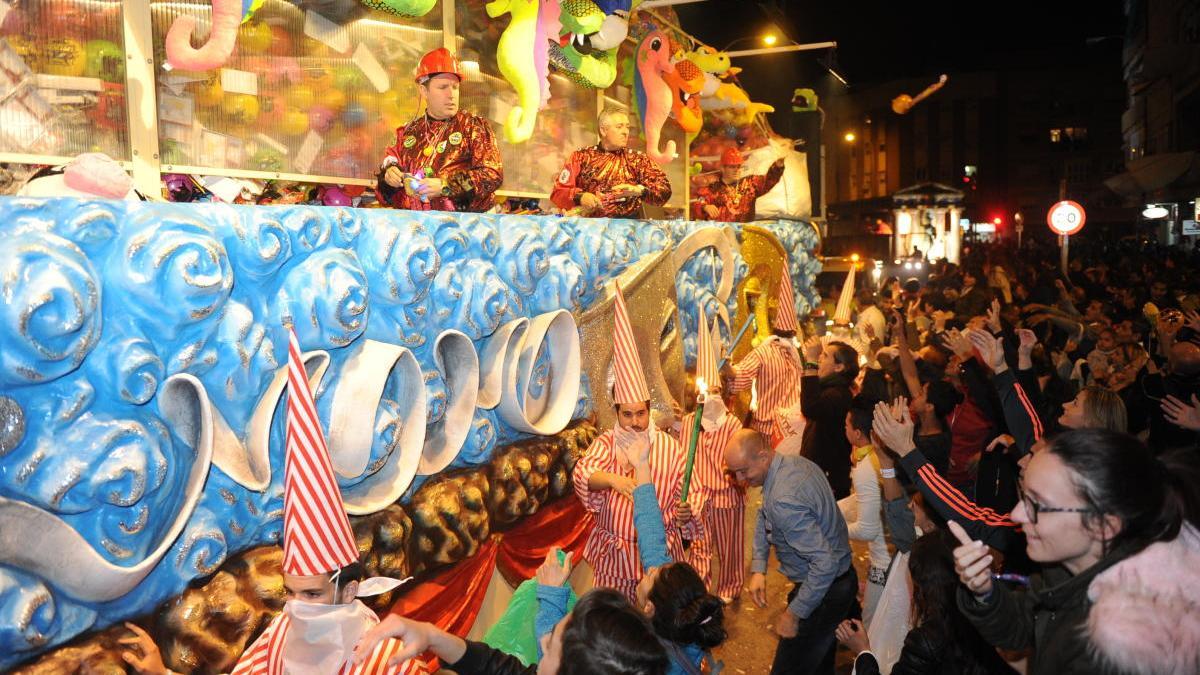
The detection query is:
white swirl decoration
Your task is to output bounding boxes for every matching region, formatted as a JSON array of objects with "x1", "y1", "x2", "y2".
[
  {"x1": 107, "y1": 210, "x2": 232, "y2": 342},
  {"x1": 418, "y1": 331, "x2": 479, "y2": 475},
  {"x1": 495, "y1": 310, "x2": 581, "y2": 435},
  {"x1": 327, "y1": 340, "x2": 426, "y2": 515},
  {"x1": 0, "y1": 230, "x2": 101, "y2": 387},
  {"x1": 0, "y1": 373, "x2": 213, "y2": 601}
]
